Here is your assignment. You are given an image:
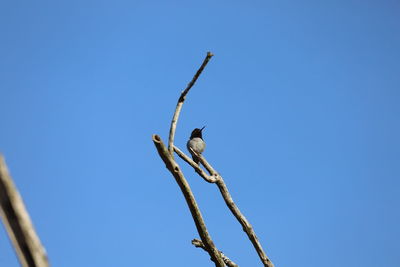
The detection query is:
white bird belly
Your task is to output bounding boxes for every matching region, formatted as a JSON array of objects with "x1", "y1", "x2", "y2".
[{"x1": 187, "y1": 137, "x2": 205, "y2": 154}]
